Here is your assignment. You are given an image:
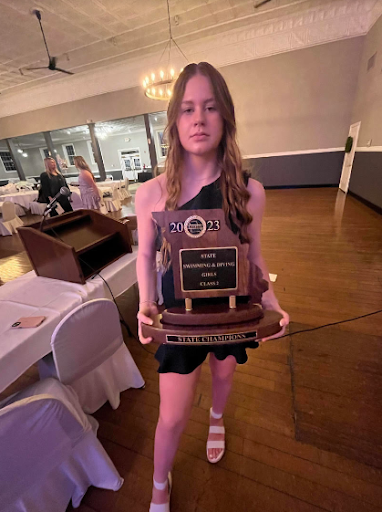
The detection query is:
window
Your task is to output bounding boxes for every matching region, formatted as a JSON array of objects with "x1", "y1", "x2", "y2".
[
  {"x1": 63, "y1": 144, "x2": 76, "y2": 166},
  {"x1": 39, "y1": 148, "x2": 51, "y2": 160},
  {"x1": 87, "y1": 141, "x2": 97, "y2": 165},
  {"x1": 0, "y1": 151, "x2": 17, "y2": 172}
]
